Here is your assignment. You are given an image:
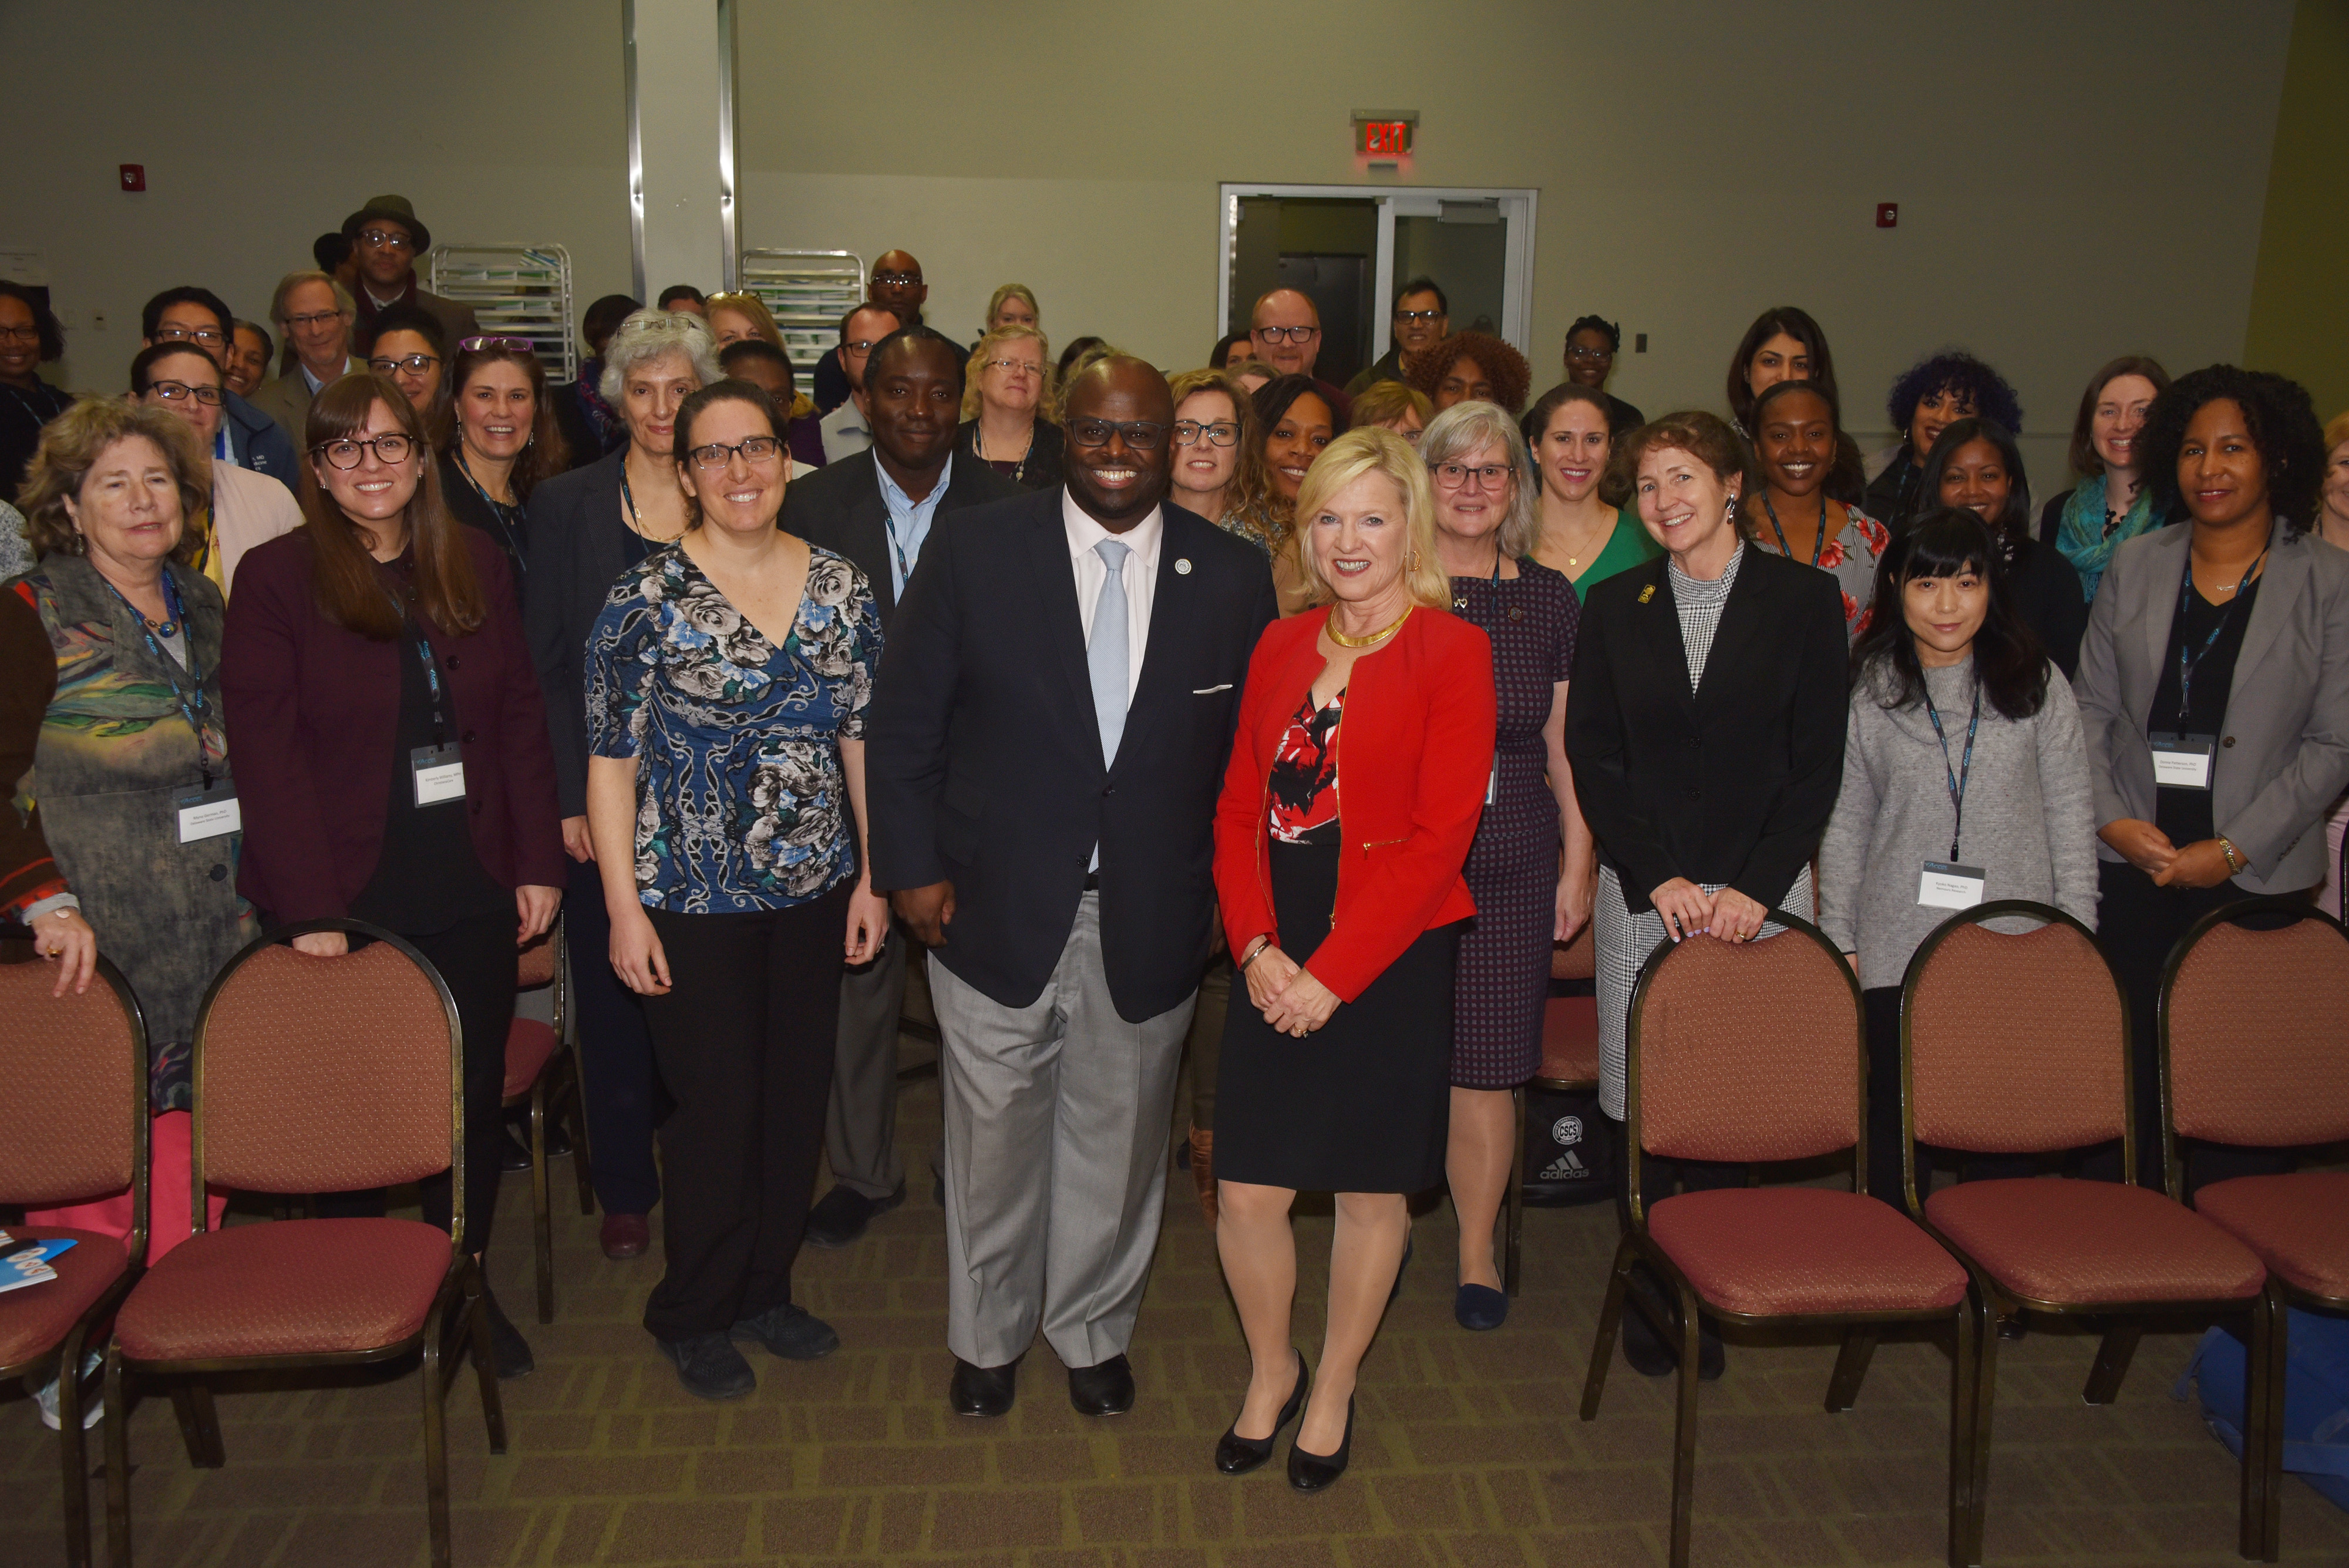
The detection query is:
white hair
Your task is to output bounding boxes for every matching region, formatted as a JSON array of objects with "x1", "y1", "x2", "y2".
[
  {"x1": 1419, "y1": 399, "x2": 1539, "y2": 561},
  {"x1": 598, "y1": 308, "x2": 722, "y2": 406}
]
